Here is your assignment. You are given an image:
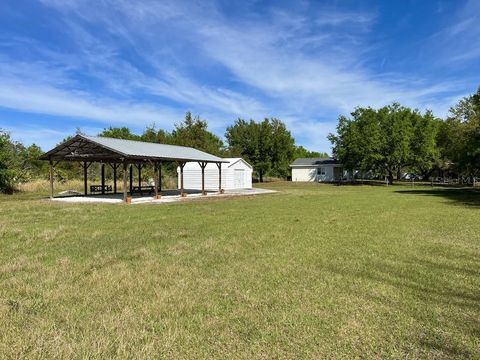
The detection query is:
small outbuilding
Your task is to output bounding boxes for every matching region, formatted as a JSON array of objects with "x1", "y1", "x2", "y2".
[
  {"x1": 290, "y1": 157, "x2": 350, "y2": 182},
  {"x1": 178, "y1": 158, "x2": 253, "y2": 190}
]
